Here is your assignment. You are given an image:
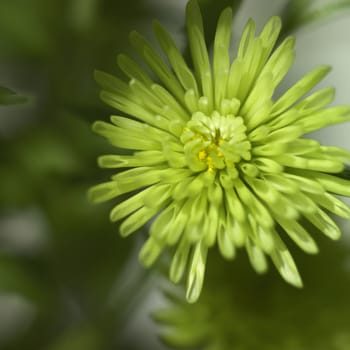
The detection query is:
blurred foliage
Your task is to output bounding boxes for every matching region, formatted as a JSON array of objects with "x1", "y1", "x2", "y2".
[
  {"x1": 0, "y1": 0, "x2": 156, "y2": 349},
  {"x1": 281, "y1": 0, "x2": 350, "y2": 35},
  {"x1": 1, "y1": 0, "x2": 350, "y2": 349},
  {"x1": 0, "y1": 86, "x2": 26, "y2": 105},
  {"x1": 155, "y1": 234, "x2": 350, "y2": 350},
  {"x1": 197, "y1": 0, "x2": 243, "y2": 45}
]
